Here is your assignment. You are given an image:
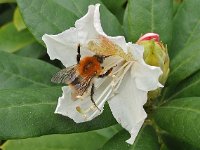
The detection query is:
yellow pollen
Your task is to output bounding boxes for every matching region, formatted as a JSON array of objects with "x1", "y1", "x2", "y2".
[
  {"x1": 76, "y1": 106, "x2": 83, "y2": 113},
  {"x1": 76, "y1": 105, "x2": 97, "y2": 116}
]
